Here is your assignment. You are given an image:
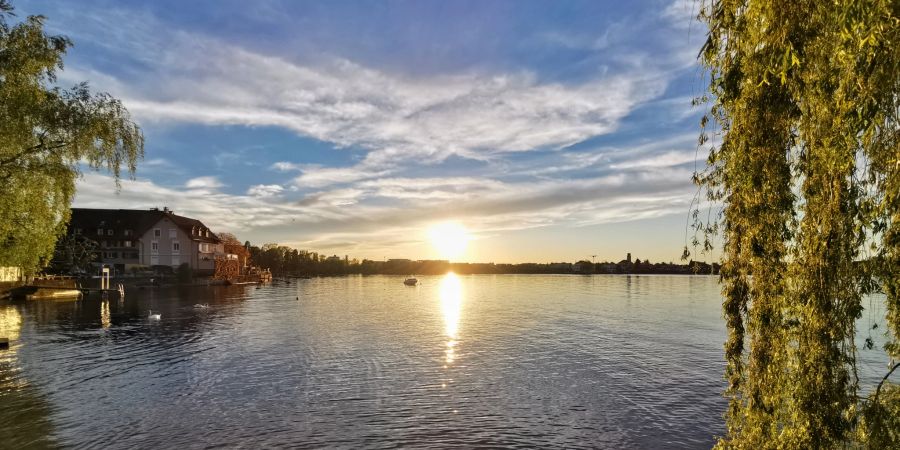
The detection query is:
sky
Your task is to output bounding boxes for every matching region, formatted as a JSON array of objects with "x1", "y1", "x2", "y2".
[{"x1": 20, "y1": 0, "x2": 712, "y2": 263}]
